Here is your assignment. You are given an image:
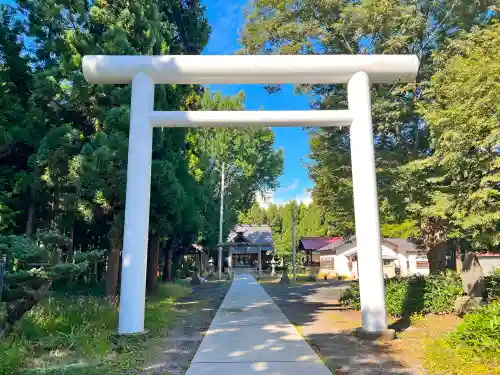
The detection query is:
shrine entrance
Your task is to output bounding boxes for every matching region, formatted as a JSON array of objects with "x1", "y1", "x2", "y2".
[{"x1": 82, "y1": 54, "x2": 419, "y2": 335}]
